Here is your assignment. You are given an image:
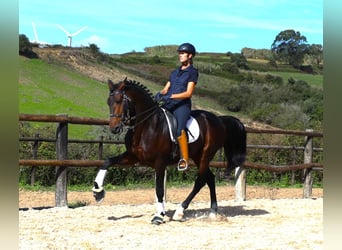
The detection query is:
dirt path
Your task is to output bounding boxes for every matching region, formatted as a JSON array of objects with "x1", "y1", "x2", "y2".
[{"x1": 19, "y1": 186, "x2": 323, "y2": 249}]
